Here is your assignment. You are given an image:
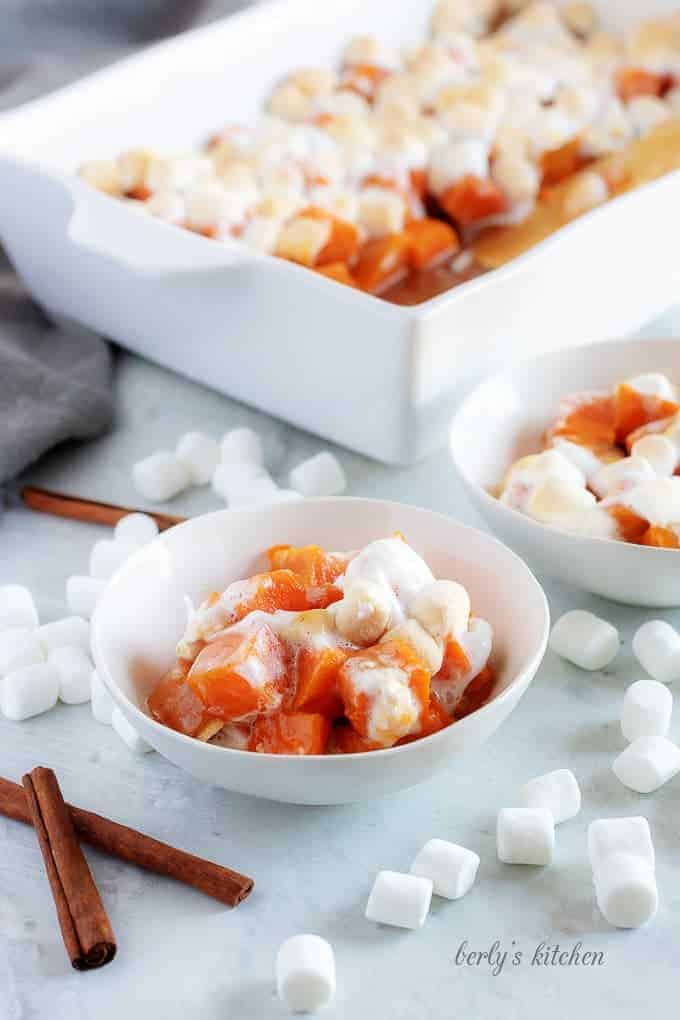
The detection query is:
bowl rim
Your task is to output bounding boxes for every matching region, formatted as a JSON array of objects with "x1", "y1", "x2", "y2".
[
  {"x1": 91, "y1": 497, "x2": 550, "y2": 762},
  {"x1": 449, "y1": 335, "x2": 680, "y2": 556}
]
